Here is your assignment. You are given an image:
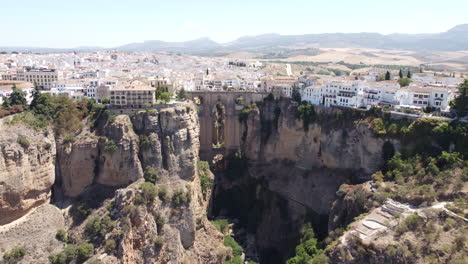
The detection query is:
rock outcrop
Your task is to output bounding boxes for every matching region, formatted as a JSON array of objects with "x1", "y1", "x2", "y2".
[
  {"x1": 56, "y1": 104, "x2": 226, "y2": 263},
  {"x1": 0, "y1": 118, "x2": 56, "y2": 224},
  {"x1": 58, "y1": 105, "x2": 200, "y2": 198}
]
